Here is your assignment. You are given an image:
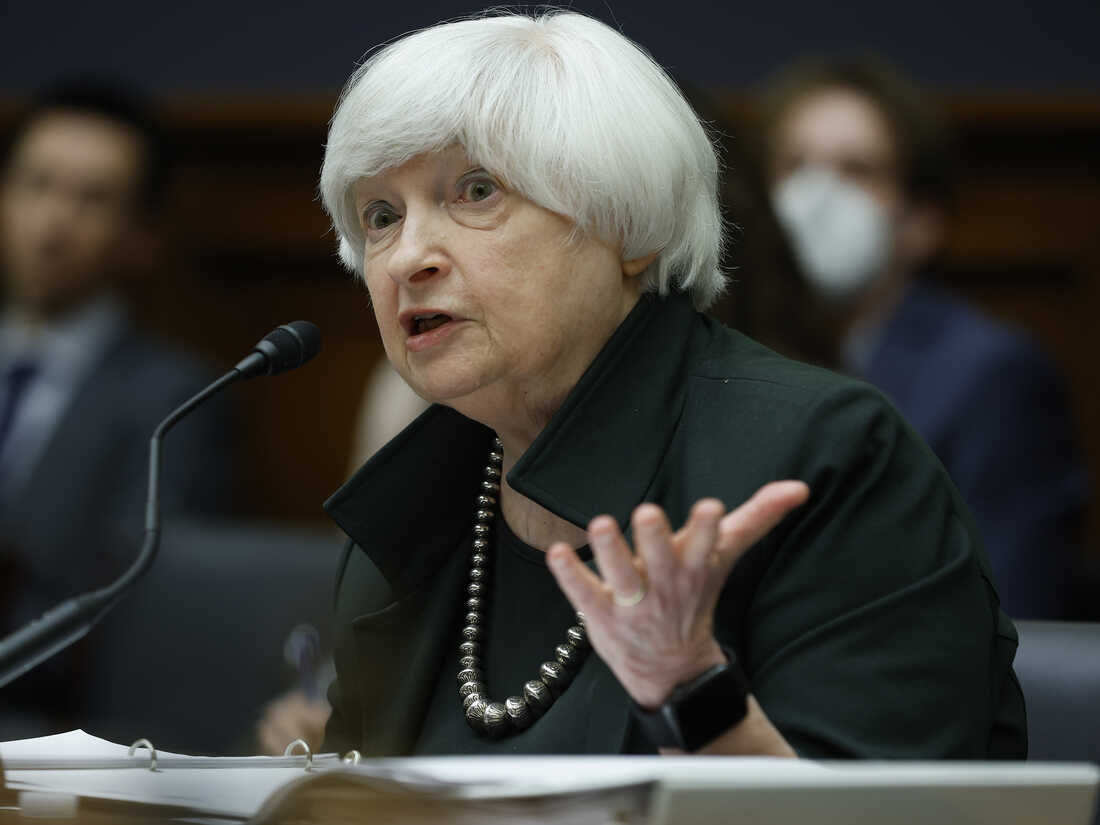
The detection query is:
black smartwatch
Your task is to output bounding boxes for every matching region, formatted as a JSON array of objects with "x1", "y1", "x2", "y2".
[{"x1": 630, "y1": 646, "x2": 750, "y2": 752}]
